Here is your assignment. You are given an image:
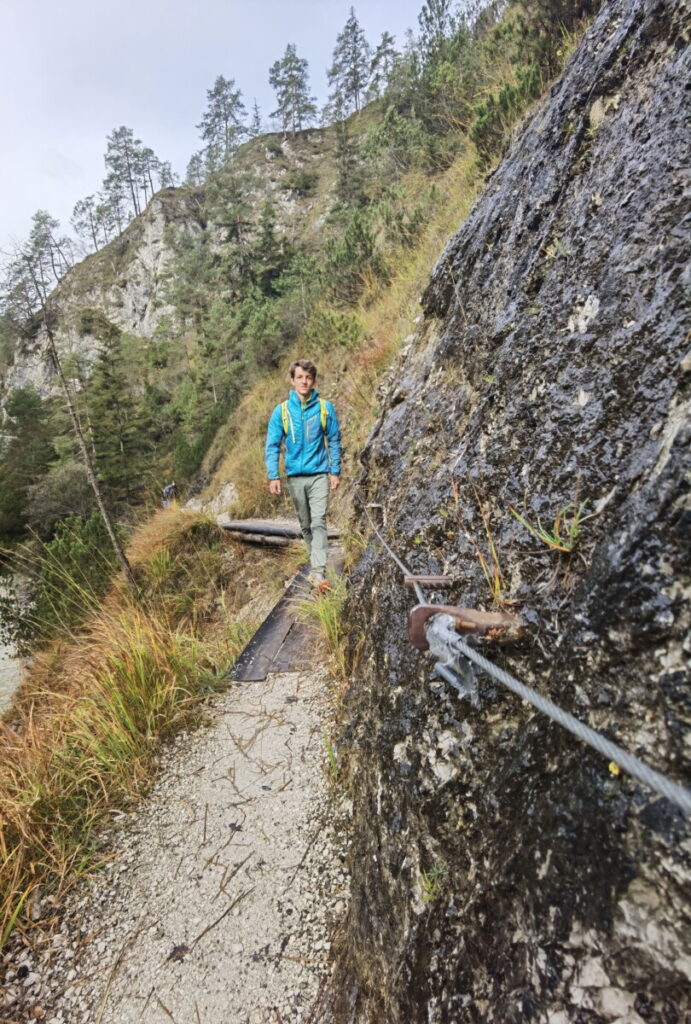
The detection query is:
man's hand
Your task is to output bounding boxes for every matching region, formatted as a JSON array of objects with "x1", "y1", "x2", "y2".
[
  {"x1": 269, "y1": 479, "x2": 282, "y2": 496},
  {"x1": 330, "y1": 475, "x2": 340, "y2": 492}
]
